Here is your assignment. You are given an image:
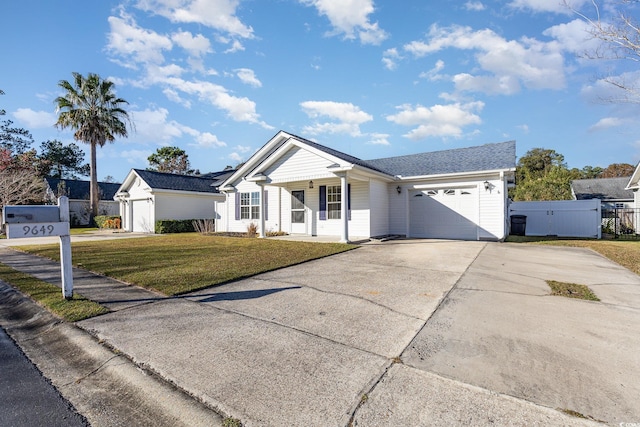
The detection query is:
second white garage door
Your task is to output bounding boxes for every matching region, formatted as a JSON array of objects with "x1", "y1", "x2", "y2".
[{"x1": 409, "y1": 187, "x2": 478, "y2": 240}]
